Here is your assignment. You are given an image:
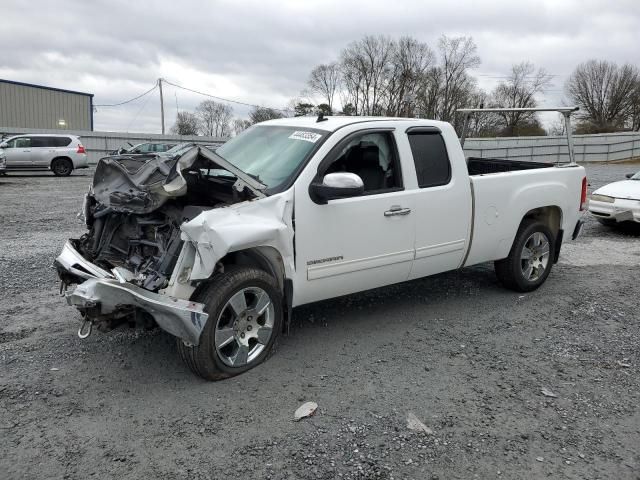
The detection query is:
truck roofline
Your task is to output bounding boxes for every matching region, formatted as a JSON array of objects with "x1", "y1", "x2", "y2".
[{"x1": 259, "y1": 116, "x2": 449, "y2": 132}]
